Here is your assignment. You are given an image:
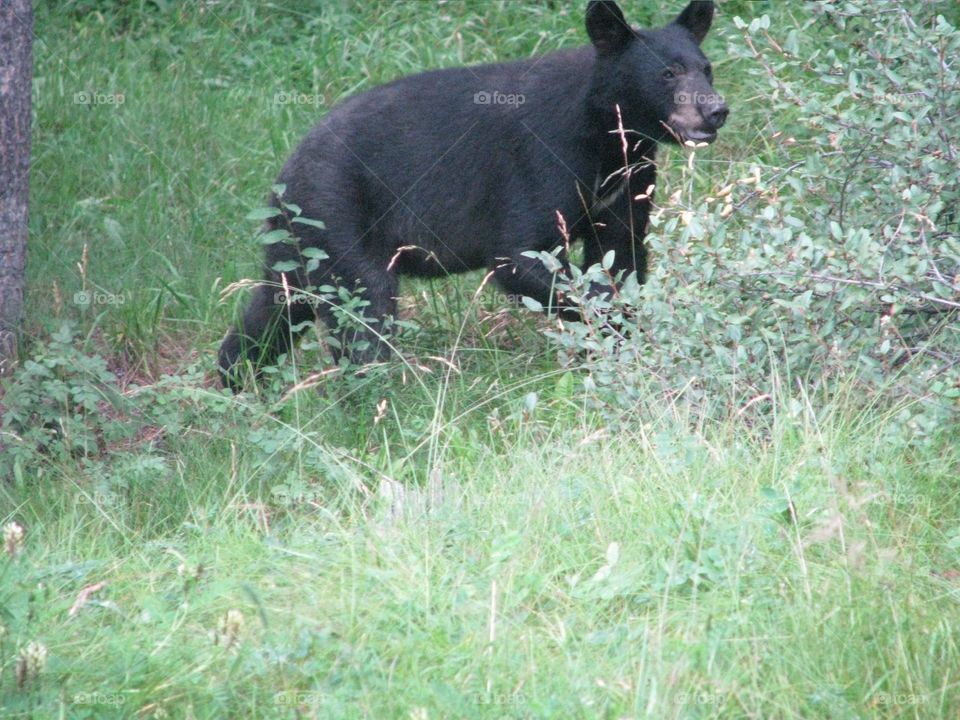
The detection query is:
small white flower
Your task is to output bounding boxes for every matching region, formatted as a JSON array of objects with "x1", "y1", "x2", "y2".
[{"x1": 4, "y1": 522, "x2": 25, "y2": 558}]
